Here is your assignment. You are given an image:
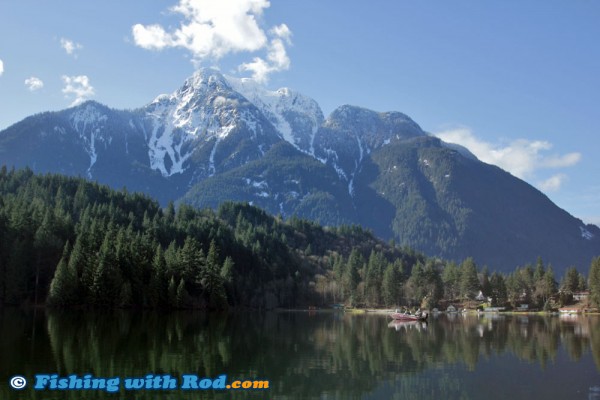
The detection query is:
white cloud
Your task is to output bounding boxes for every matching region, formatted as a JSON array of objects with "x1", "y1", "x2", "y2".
[
  {"x1": 61, "y1": 38, "x2": 83, "y2": 57},
  {"x1": 132, "y1": 24, "x2": 172, "y2": 50},
  {"x1": 61, "y1": 75, "x2": 95, "y2": 106},
  {"x1": 271, "y1": 24, "x2": 292, "y2": 44},
  {"x1": 538, "y1": 153, "x2": 582, "y2": 169},
  {"x1": 538, "y1": 174, "x2": 567, "y2": 192},
  {"x1": 0, "y1": 59, "x2": 4, "y2": 76},
  {"x1": 24, "y1": 76, "x2": 44, "y2": 91},
  {"x1": 132, "y1": 0, "x2": 292, "y2": 82},
  {"x1": 435, "y1": 127, "x2": 581, "y2": 182},
  {"x1": 238, "y1": 24, "x2": 292, "y2": 83}
]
